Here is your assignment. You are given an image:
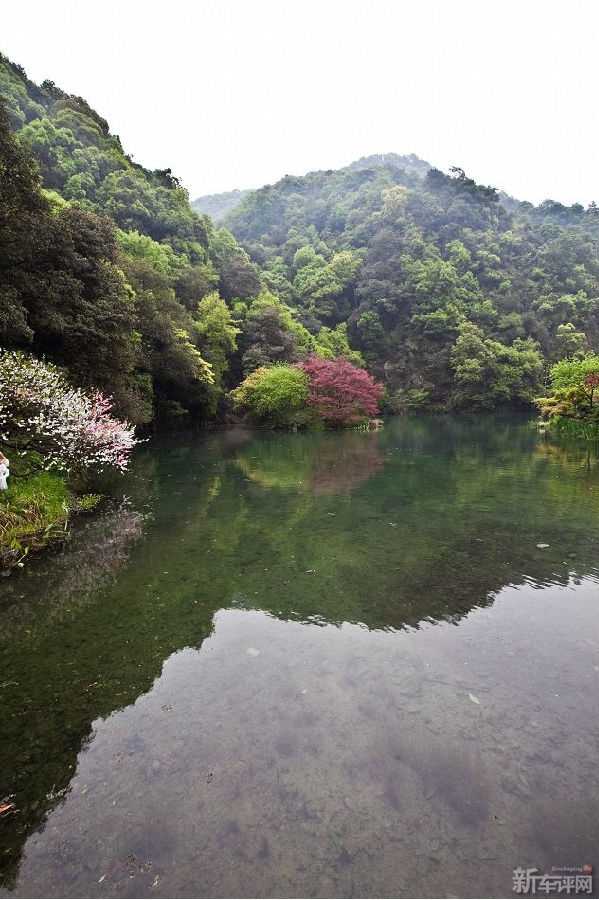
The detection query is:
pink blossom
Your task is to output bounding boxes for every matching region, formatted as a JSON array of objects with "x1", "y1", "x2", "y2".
[{"x1": 0, "y1": 351, "x2": 137, "y2": 472}]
